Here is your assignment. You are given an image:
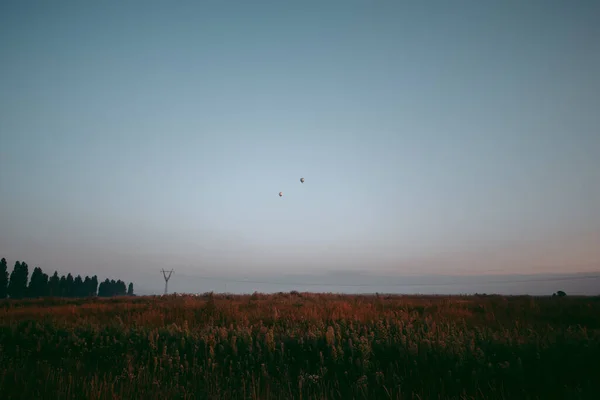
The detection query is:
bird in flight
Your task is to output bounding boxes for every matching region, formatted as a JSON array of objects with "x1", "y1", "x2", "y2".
[{"x1": 279, "y1": 178, "x2": 305, "y2": 198}]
